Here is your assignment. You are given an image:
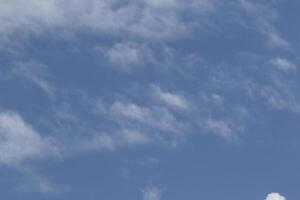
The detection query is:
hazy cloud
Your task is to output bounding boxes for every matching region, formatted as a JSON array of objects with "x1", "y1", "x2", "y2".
[
  {"x1": 205, "y1": 118, "x2": 234, "y2": 139},
  {"x1": 239, "y1": 0, "x2": 289, "y2": 49},
  {"x1": 271, "y1": 58, "x2": 296, "y2": 71},
  {"x1": 143, "y1": 186, "x2": 161, "y2": 200}
]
